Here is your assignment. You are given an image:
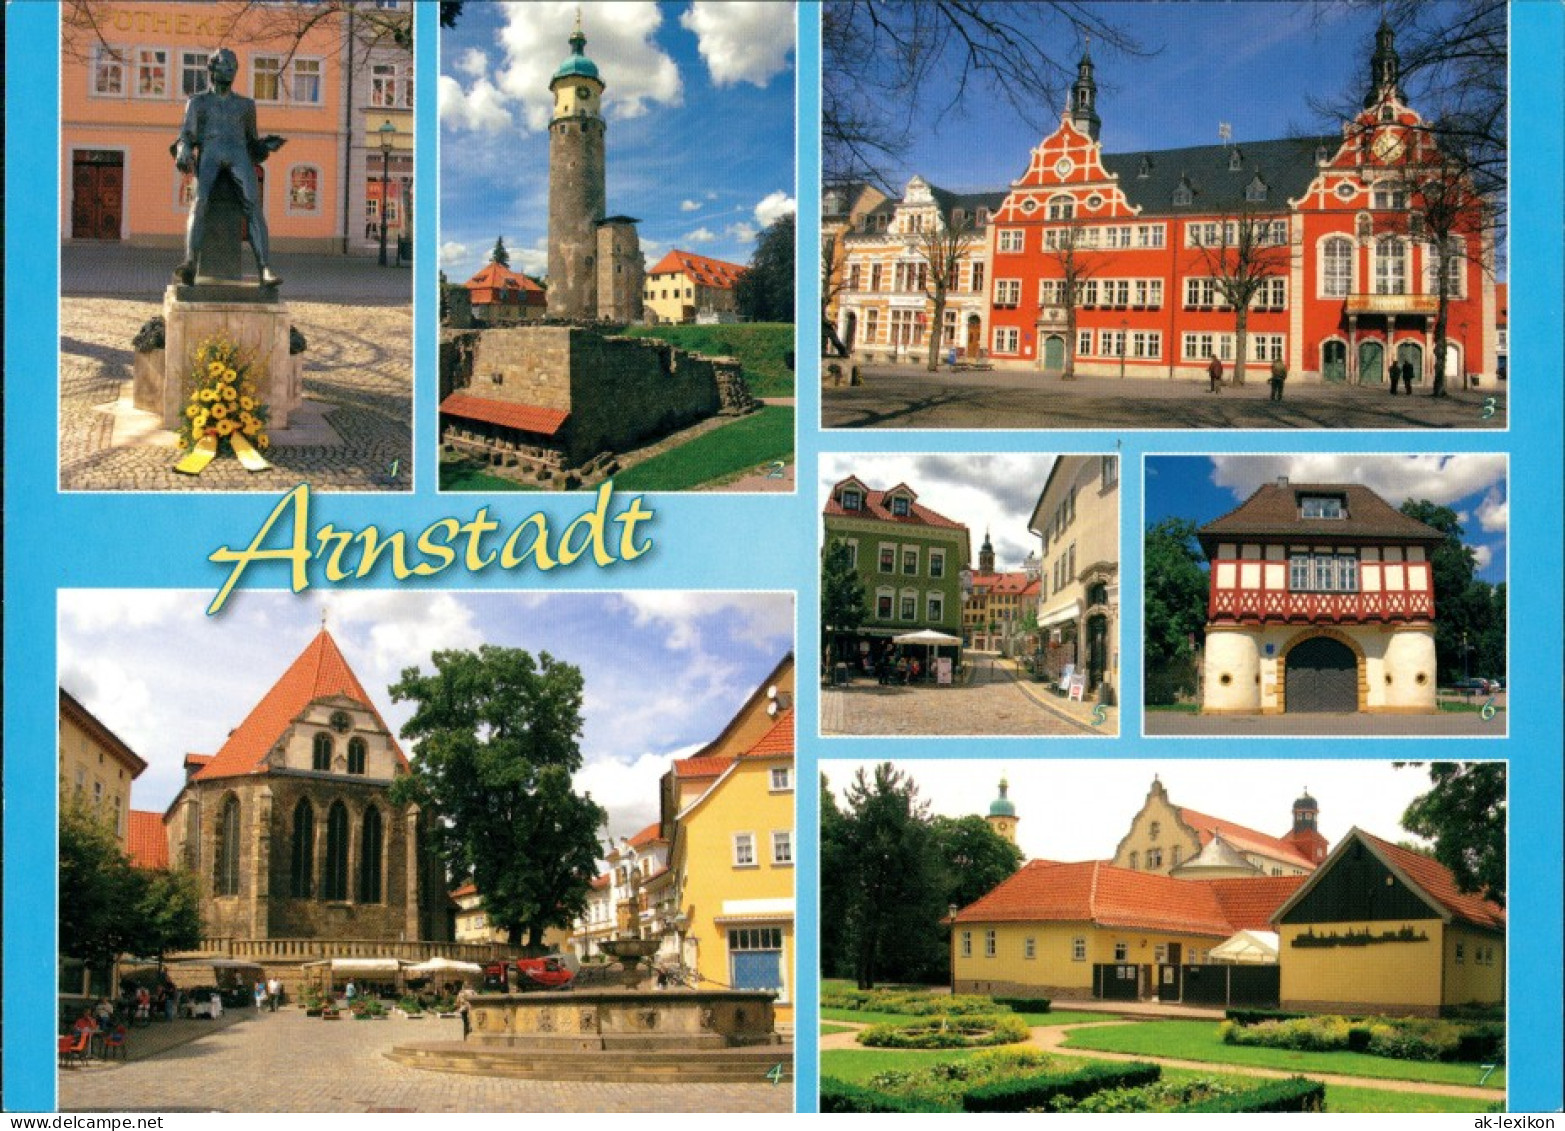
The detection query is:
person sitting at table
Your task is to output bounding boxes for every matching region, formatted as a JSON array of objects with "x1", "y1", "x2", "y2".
[
  {"x1": 894, "y1": 656, "x2": 909, "y2": 684},
  {"x1": 72, "y1": 1010, "x2": 98, "y2": 1038},
  {"x1": 909, "y1": 657, "x2": 922, "y2": 683}
]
